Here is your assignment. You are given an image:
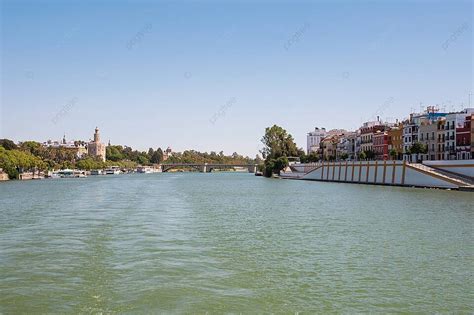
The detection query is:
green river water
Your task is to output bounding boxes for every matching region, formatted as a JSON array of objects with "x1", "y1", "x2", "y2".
[{"x1": 0, "y1": 173, "x2": 472, "y2": 313}]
